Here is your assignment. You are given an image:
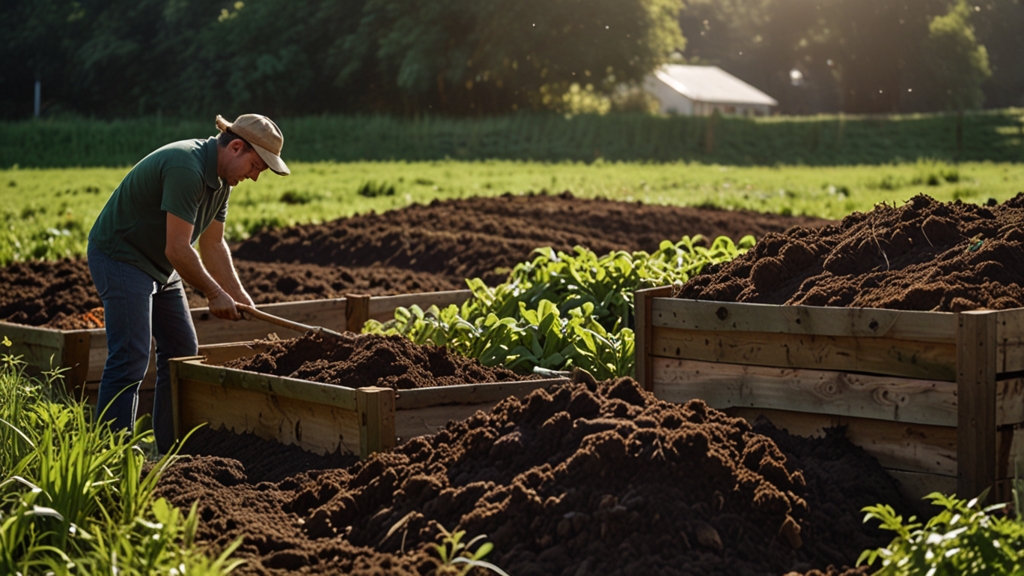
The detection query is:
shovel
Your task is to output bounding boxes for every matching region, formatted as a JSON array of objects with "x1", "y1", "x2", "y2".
[{"x1": 235, "y1": 303, "x2": 345, "y2": 338}]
